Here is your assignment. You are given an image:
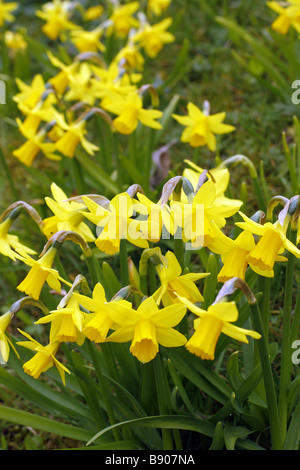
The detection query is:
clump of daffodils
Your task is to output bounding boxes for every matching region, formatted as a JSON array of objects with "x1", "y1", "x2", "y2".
[
  {"x1": 1, "y1": 158, "x2": 280, "y2": 380},
  {"x1": 3, "y1": 1, "x2": 296, "y2": 400},
  {"x1": 11, "y1": 0, "x2": 176, "y2": 166}
]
